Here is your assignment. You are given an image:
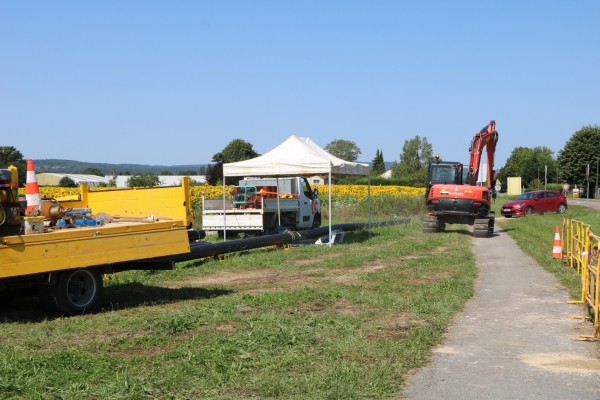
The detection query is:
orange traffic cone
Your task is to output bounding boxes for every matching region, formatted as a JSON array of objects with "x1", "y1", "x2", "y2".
[
  {"x1": 25, "y1": 159, "x2": 42, "y2": 214},
  {"x1": 552, "y1": 226, "x2": 562, "y2": 259}
]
